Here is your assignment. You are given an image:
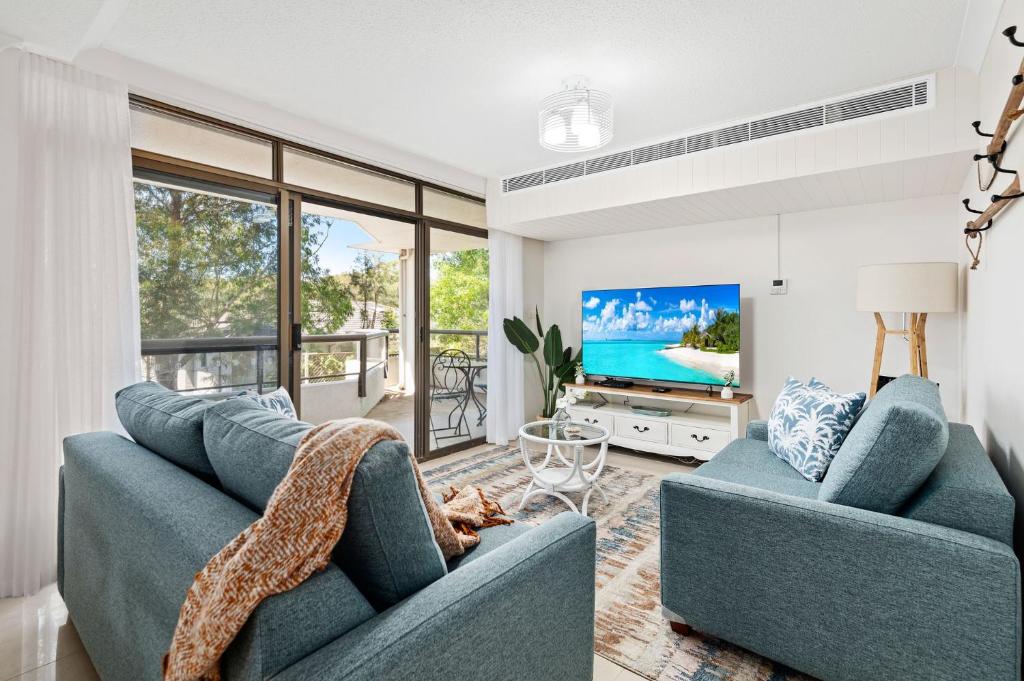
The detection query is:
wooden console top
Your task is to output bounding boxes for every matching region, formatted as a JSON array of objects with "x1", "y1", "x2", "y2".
[{"x1": 567, "y1": 381, "x2": 752, "y2": 406}]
